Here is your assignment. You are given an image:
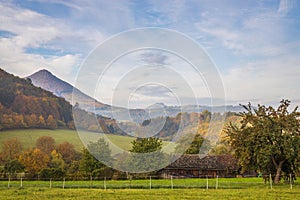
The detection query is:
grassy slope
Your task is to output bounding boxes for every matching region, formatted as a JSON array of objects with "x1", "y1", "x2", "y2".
[
  {"x1": 0, "y1": 129, "x2": 174, "y2": 153},
  {"x1": 0, "y1": 129, "x2": 134, "y2": 152}
]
